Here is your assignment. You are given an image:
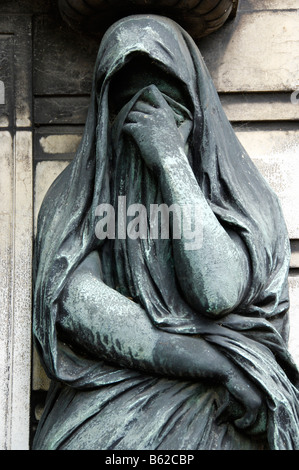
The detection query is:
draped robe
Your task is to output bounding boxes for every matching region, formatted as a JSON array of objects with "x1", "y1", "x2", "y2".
[{"x1": 32, "y1": 15, "x2": 299, "y2": 450}]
